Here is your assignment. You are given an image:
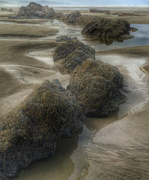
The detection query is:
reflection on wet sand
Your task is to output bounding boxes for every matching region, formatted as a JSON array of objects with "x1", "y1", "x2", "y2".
[{"x1": 85, "y1": 103, "x2": 149, "y2": 180}]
